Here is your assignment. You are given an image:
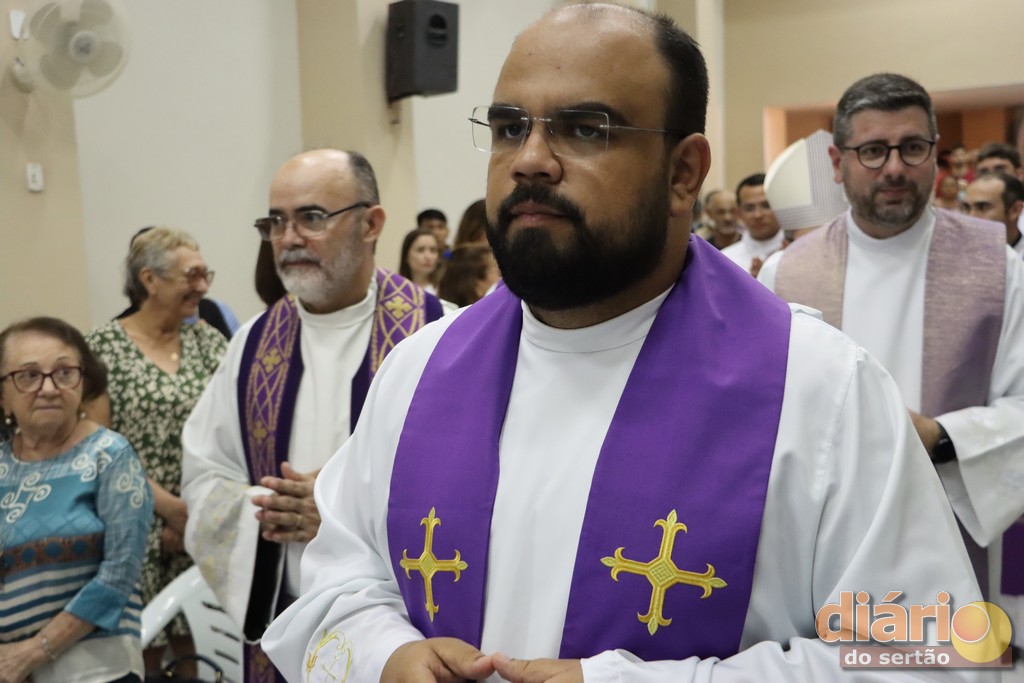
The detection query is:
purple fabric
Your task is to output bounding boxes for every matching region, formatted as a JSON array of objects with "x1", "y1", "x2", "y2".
[
  {"x1": 237, "y1": 269, "x2": 439, "y2": 679},
  {"x1": 1003, "y1": 520, "x2": 1024, "y2": 595},
  {"x1": 238, "y1": 296, "x2": 304, "y2": 484},
  {"x1": 388, "y1": 237, "x2": 791, "y2": 659}
]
